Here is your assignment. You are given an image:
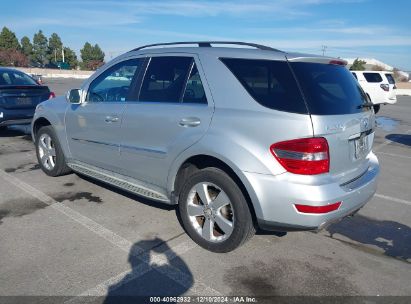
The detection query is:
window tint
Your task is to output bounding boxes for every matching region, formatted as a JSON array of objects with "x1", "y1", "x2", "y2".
[
  {"x1": 0, "y1": 71, "x2": 37, "y2": 85},
  {"x1": 183, "y1": 64, "x2": 207, "y2": 104},
  {"x1": 0, "y1": 72, "x2": 12, "y2": 85},
  {"x1": 87, "y1": 59, "x2": 141, "y2": 102},
  {"x1": 291, "y1": 62, "x2": 368, "y2": 115},
  {"x1": 363, "y1": 72, "x2": 383, "y2": 83},
  {"x1": 139, "y1": 57, "x2": 192, "y2": 103},
  {"x1": 352, "y1": 72, "x2": 358, "y2": 80},
  {"x1": 221, "y1": 58, "x2": 307, "y2": 114},
  {"x1": 385, "y1": 74, "x2": 395, "y2": 84}
]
